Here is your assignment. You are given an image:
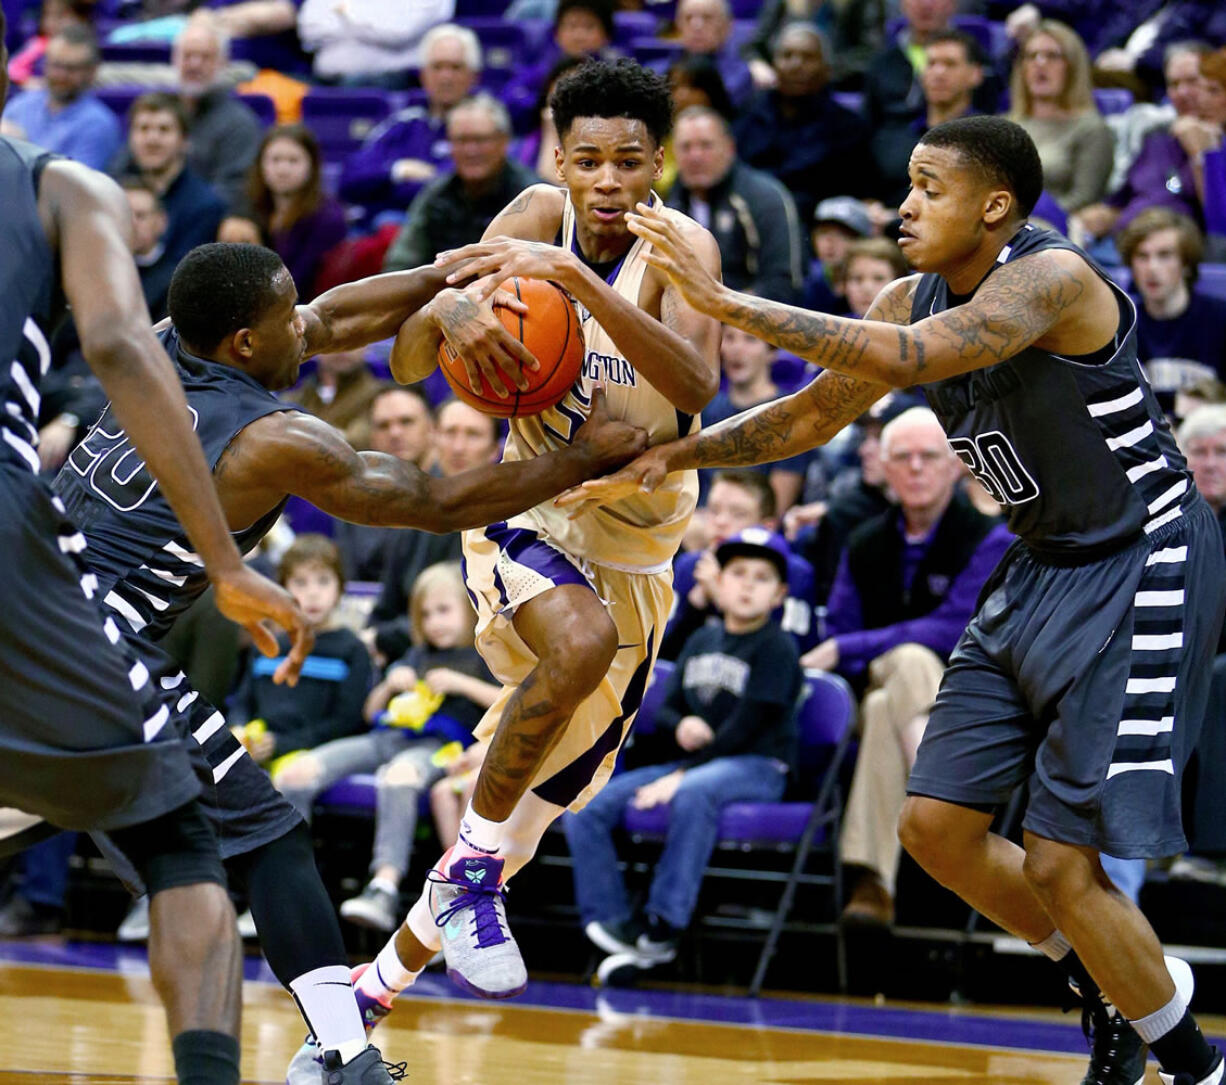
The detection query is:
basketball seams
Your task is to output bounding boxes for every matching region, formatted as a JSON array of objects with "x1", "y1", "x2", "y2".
[{"x1": 522, "y1": 281, "x2": 575, "y2": 413}]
